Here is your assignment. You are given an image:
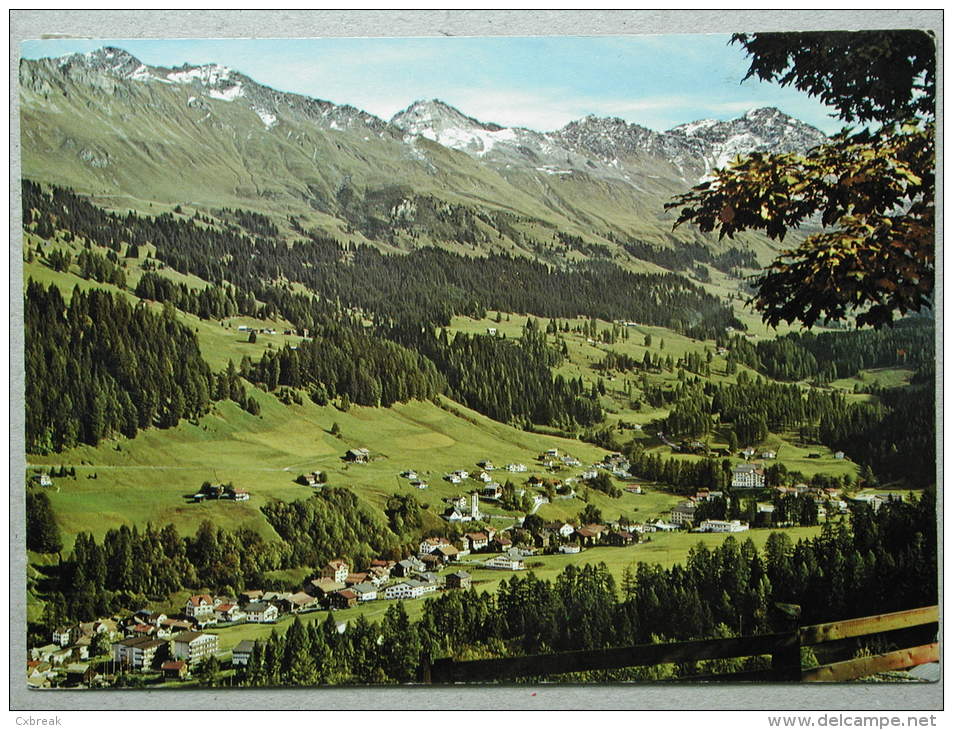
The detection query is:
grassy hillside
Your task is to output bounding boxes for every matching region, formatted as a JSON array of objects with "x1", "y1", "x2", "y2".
[
  {"x1": 447, "y1": 312, "x2": 861, "y2": 482},
  {"x1": 20, "y1": 54, "x2": 790, "y2": 279},
  {"x1": 28, "y1": 388, "x2": 664, "y2": 547},
  {"x1": 20, "y1": 214, "x2": 892, "y2": 644},
  {"x1": 23, "y1": 290, "x2": 859, "y2": 550}
]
